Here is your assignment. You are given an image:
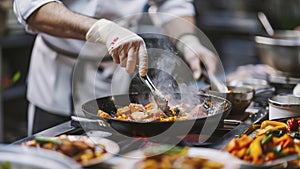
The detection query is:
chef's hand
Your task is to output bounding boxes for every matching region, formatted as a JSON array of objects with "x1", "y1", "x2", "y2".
[
  {"x1": 86, "y1": 19, "x2": 148, "y2": 76},
  {"x1": 177, "y1": 34, "x2": 218, "y2": 79}
]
